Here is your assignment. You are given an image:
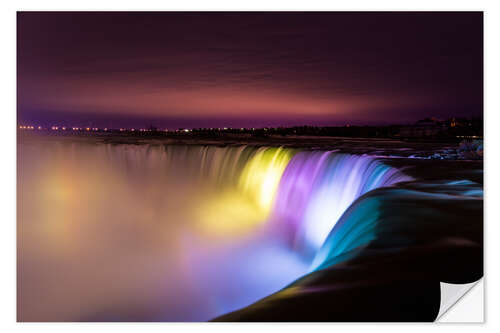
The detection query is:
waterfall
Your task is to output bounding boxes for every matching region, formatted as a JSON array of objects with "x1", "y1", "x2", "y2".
[{"x1": 18, "y1": 139, "x2": 411, "y2": 321}]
